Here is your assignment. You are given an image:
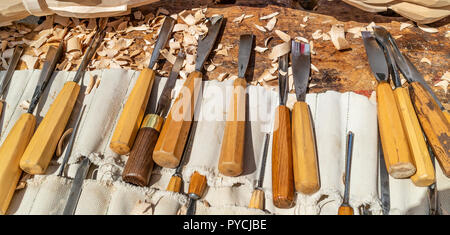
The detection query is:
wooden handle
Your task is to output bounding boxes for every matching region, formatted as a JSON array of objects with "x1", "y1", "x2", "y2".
[
  {"x1": 444, "y1": 110, "x2": 450, "y2": 123},
  {"x1": 218, "y1": 78, "x2": 246, "y2": 176},
  {"x1": 0, "y1": 113, "x2": 36, "y2": 214},
  {"x1": 338, "y1": 205, "x2": 354, "y2": 215},
  {"x1": 188, "y1": 171, "x2": 207, "y2": 197},
  {"x1": 394, "y1": 87, "x2": 435, "y2": 186},
  {"x1": 153, "y1": 71, "x2": 202, "y2": 168},
  {"x1": 292, "y1": 101, "x2": 320, "y2": 194},
  {"x1": 248, "y1": 189, "x2": 265, "y2": 210},
  {"x1": 272, "y1": 105, "x2": 295, "y2": 209},
  {"x1": 0, "y1": 101, "x2": 4, "y2": 120},
  {"x1": 166, "y1": 175, "x2": 183, "y2": 192},
  {"x1": 377, "y1": 82, "x2": 415, "y2": 178},
  {"x1": 409, "y1": 82, "x2": 450, "y2": 177},
  {"x1": 110, "y1": 68, "x2": 156, "y2": 155},
  {"x1": 20, "y1": 81, "x2": 80, "y2": 175}
]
